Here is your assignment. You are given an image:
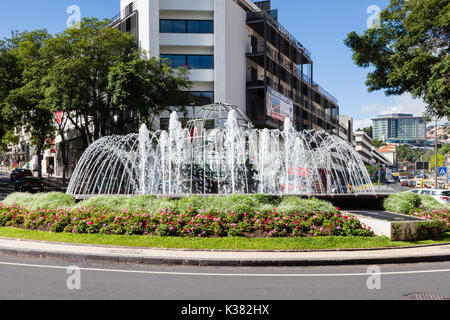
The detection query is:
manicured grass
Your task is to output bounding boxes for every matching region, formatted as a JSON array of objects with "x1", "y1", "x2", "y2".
[{"x1": 1, "y1": 227, "x2": 449, "y2": 250}]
